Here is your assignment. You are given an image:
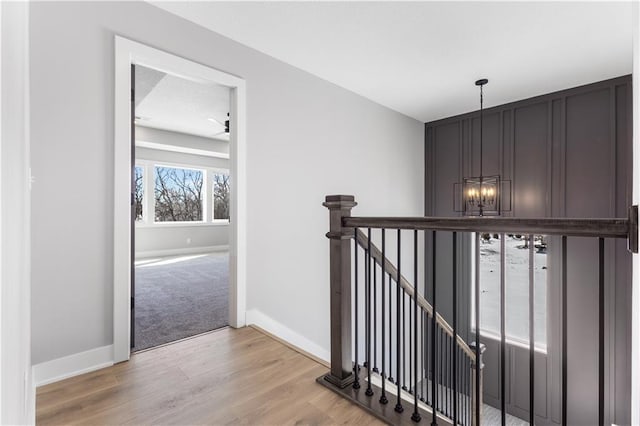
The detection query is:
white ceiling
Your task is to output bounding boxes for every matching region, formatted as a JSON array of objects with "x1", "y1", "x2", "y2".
[
  {"x1": 152, "y1": 1, "x2": 633, "y2": 122},
  {"x1": 135, "y1": 64, "x2": 230, "y2": 140}
]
